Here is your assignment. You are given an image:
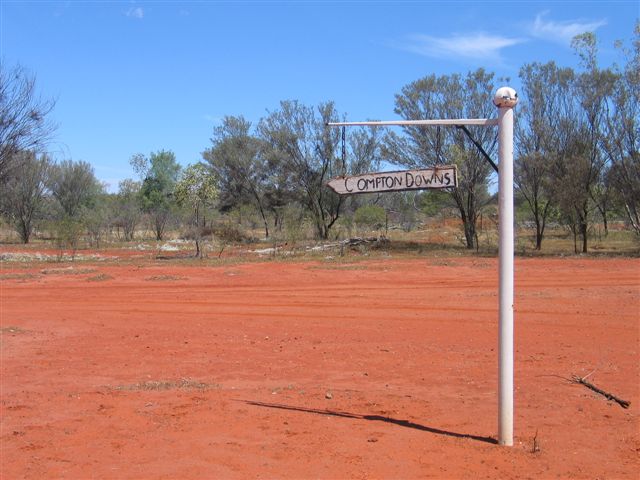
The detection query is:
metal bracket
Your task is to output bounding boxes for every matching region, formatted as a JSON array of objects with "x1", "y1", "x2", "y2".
[{"x1": 455, "y1": 125, "x2": 498, "y2": 174}]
